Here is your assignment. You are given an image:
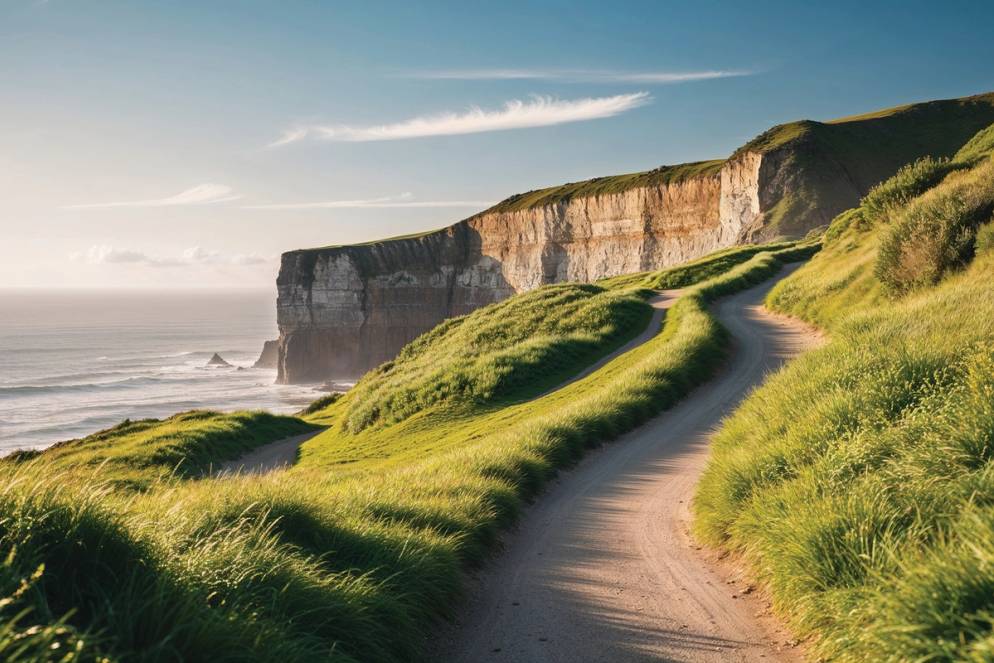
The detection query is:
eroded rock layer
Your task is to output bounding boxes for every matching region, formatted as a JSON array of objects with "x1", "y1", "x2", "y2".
[{"x1": 276, "y1": 93, "x2": 994, "y2": 383}]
